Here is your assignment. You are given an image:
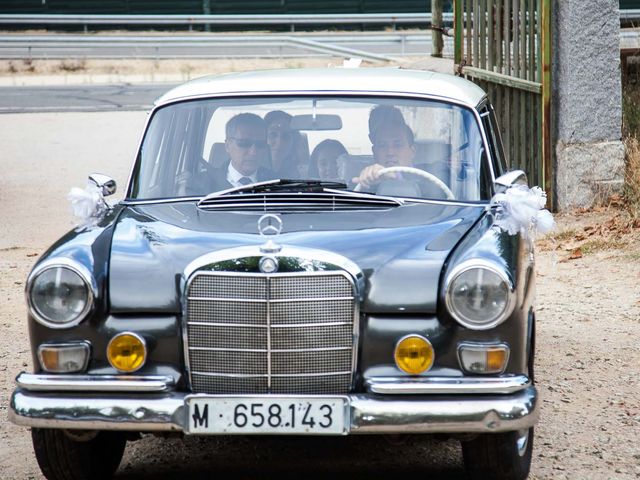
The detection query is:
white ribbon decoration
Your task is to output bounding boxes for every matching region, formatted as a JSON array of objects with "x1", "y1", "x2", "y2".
[
  {"x1": 67, "y1": 183, "x2": 107, "y2": 226},
  {"x1": 491, "y1": 185, "x2": 555, "y2": 238}
]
